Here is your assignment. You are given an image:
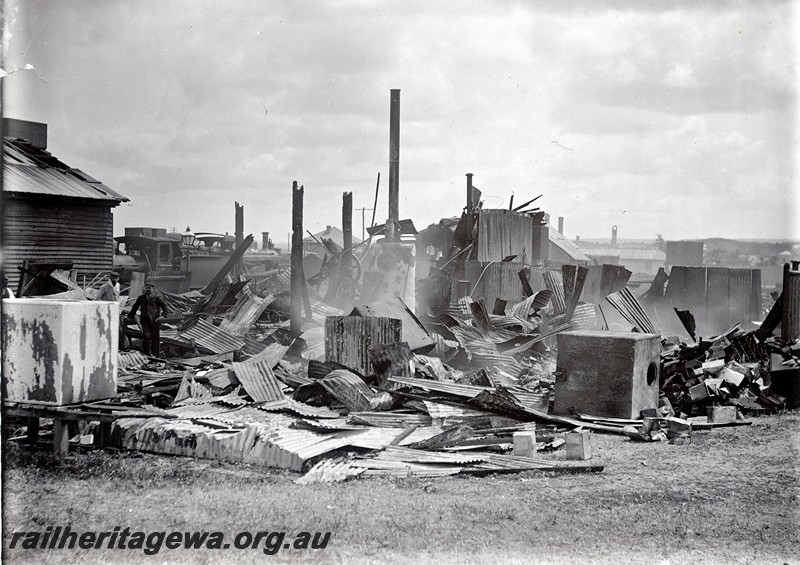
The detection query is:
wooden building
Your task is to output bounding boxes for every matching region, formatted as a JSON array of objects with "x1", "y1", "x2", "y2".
[{"x1": 2, "y1": 118, "x2": 129, "y2": 289}]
